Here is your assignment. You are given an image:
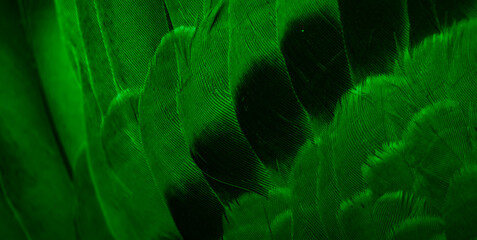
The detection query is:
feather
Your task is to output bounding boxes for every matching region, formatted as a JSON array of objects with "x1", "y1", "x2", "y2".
[
  {"x1": 165, "y1": 181, "x2": 224, "y2": 240},
  {"x1": 362, "y1": 141, "x2": 415, "y2": 198},
  {"x1": 73, "y1": 147, "x2": 114, "y2": 240},
  {"x1": 73, "y1": 1, "x2": 135, "y2": 237},
  {"x1": 0, "y1": 1, "x2": 76, "y2": 238},
  {"x1": 270, "y1": 209, "x2": 293, "y2": 240},
  {"x1": 337, "y1": 0, "x2": 410, "y2": 84},
  {"x1": 440, "y1": 19, "x2": 477, "y2": 110},
  {"x1": 443, "y1": 164, "x2": 477, "y2": 240},
  {"x1": 175, "y1": 0, "x2": 271, "y2": 202},
  {"x1": 140, "y1": 27, "x2": 200, "y2": 191},
  {"x1": 93, "y1": 0, "x2": 170, "y2": 91},
  {"x1": 54, "y1": 0, "x2": 84, "y2": 76},
  {"x1": 6, "y1": 0, "x2": 477, "y2": 239},
  {"x1": 139, "y1": 27, "x2": 224, "y2": 240},
  {"x1": 407, "y1": 0, "x2": 443, "y2": 48},
  {"x1": 100, "y1": 90, "x2": 181, "y2": 239},
  {"x1": 402, "y1": 18, "x2": 477, "y2": 111},
  {"x1": 338, "y1": 189, "x2": 377, "y2": 240},
  {"x1": 407, "y1": 0, "x2": 477, "y2": 48},
  {"x1": 387, "y1": 216, "x2": 444, "y2": 240},
  {"x1": 332, "y1": 74, "x2": 413, "y2": 201},
  {"x1": 402, "y1": 99, "x2": 470, "y2": 212},
  {"x1": 229, "y1": 0, "x2": 313, "y2": 177},
  {"x1": 316, "y1": 130, "x2": 345, "y2": 239},
  {"x1": 431, "y1": 0, "x2": 477, "y2": 37},
  {"x1": 21, "y1": 0, "x2": 86, "y2": 171},
  {"x1": 372, "y1": 191, "x2": 429, "y2": 240},
  {"x1": 0, "y1": 171, "x2": 30, "y2": 240},
  {"x1": 164, "y1": 0, "x2": 204, "y2": 28},
  {"x1": 277, "y1": 0, "x2": 352, "y2": 128},
  {"x1": 222, "y1": 188, "x2": 291, "y2": 240},
  {"x1": 289, "y1": 141, "x2": 327, "y2": 239},
  {"x1": 75, "y1": 0, "x2": 118, "y2": 116}
]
